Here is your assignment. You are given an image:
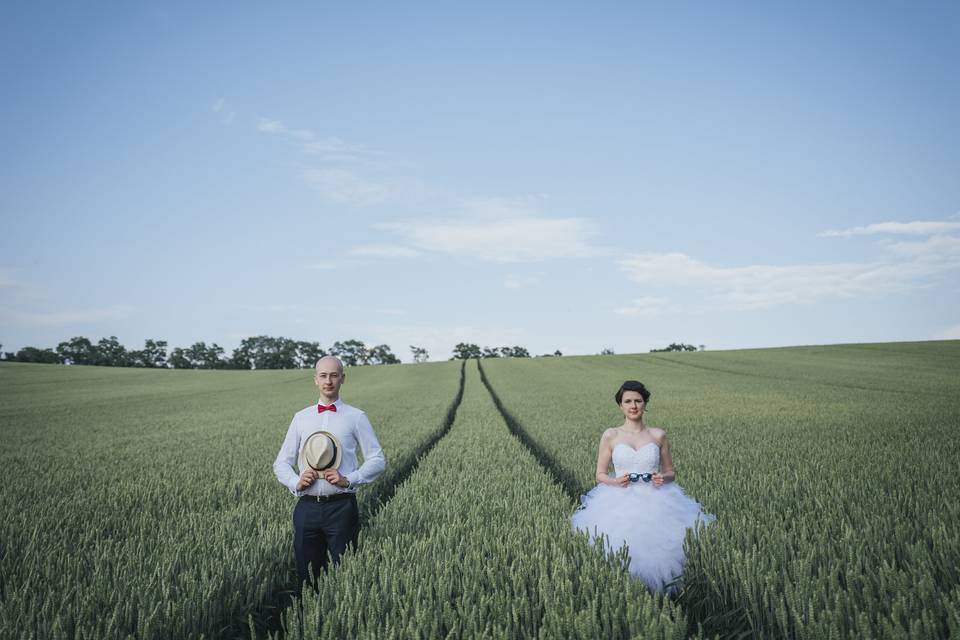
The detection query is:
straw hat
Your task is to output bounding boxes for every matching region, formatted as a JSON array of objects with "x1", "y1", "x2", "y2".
[{"x1": 298, "y1": 431, "x2": 342, "y2": 472}]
